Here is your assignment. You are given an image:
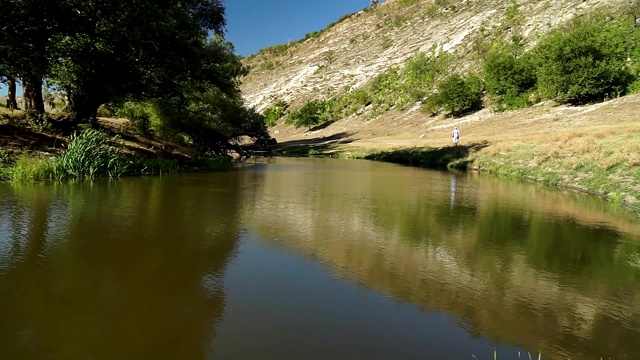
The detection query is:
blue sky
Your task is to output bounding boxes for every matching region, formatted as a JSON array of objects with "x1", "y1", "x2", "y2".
[
  {"x1": 225, "y1": 0, "x2": 379, "y2": 56},
  {"x1": 0, "y1": 1, "x2": 380, "y2": 96}
]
